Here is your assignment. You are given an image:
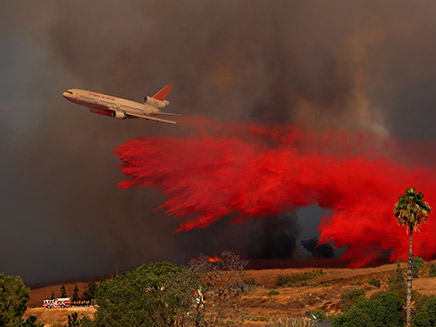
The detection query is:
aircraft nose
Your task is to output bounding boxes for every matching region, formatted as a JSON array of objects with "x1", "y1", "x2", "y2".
[{"x1": 62, "y1": 90, "x2": 73, "y2": 98}]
